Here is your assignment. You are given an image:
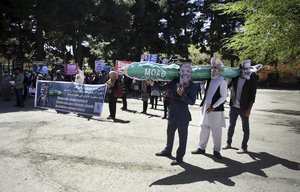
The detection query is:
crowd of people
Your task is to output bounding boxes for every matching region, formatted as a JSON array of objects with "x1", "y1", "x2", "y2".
[{"x1": 0, "y1": 56, "x2": 258, "y2": 166}]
